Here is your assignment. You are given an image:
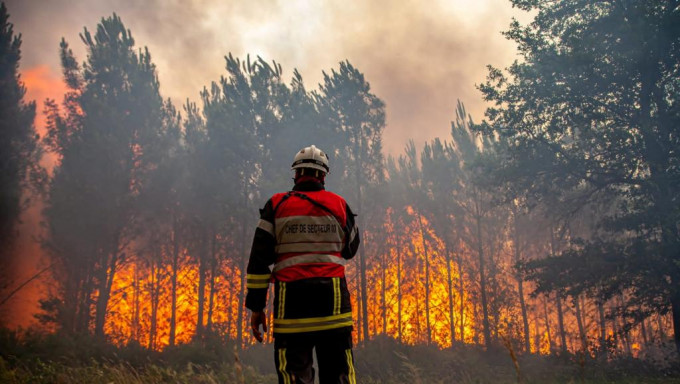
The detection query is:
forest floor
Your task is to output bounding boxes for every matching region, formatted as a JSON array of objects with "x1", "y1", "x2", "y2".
[{"x1": 1, "y1": 330, "x2": 678, "y2": 383}]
